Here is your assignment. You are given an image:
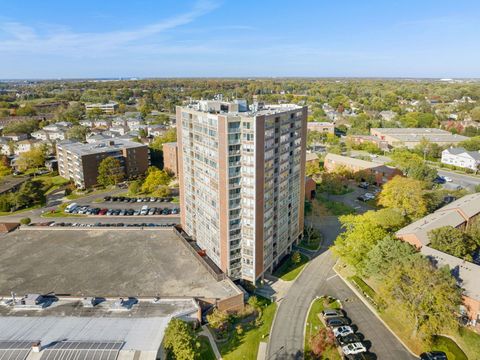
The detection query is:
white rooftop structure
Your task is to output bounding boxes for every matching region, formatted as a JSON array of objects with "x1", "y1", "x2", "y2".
[{"x1": 0, "y1": 298, "x2": 200, "y2": 360}]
